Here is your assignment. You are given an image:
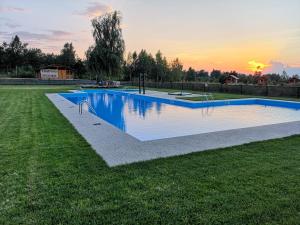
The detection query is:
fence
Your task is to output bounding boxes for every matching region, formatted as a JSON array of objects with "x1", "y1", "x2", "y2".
[
  {"x1": 122, "y1": 81, "x2": 300, "y2": 98},
  {"x1": 0, "y1": 78, "x2": 96, "y2": 85}
]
